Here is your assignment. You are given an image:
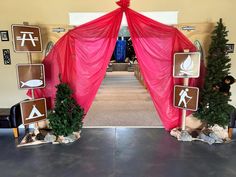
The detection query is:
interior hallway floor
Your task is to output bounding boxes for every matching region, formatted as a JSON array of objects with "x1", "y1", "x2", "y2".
[
  {"x1": 84, "y1": 71, "x2": 162, "y2": 127},
  {"x1": 1, "y1": 128, "x2": 236, "y2": 177}
]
